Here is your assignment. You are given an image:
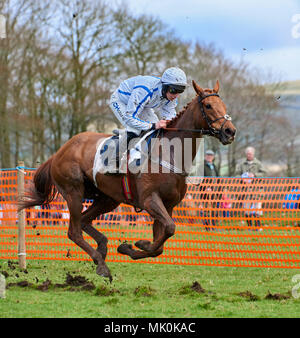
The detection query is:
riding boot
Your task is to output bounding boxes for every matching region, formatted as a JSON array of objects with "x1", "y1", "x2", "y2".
[{"x1": 104, "y1": 131, "x2": 138, "y2": 175}]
